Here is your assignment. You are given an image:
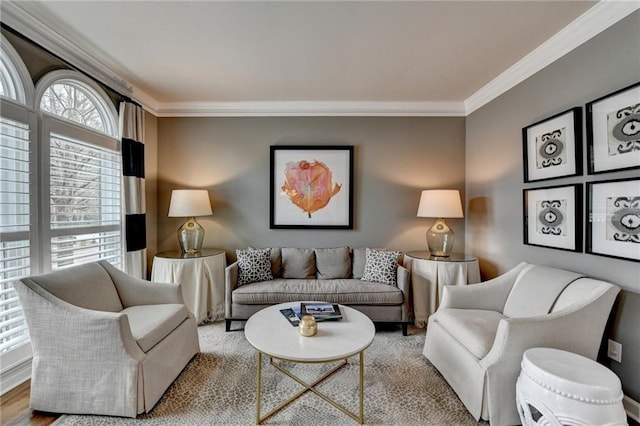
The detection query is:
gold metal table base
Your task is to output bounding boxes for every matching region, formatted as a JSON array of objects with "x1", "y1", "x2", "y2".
[{"x1": 255, "y1": 351, "x2": 365, "y2": 424}]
